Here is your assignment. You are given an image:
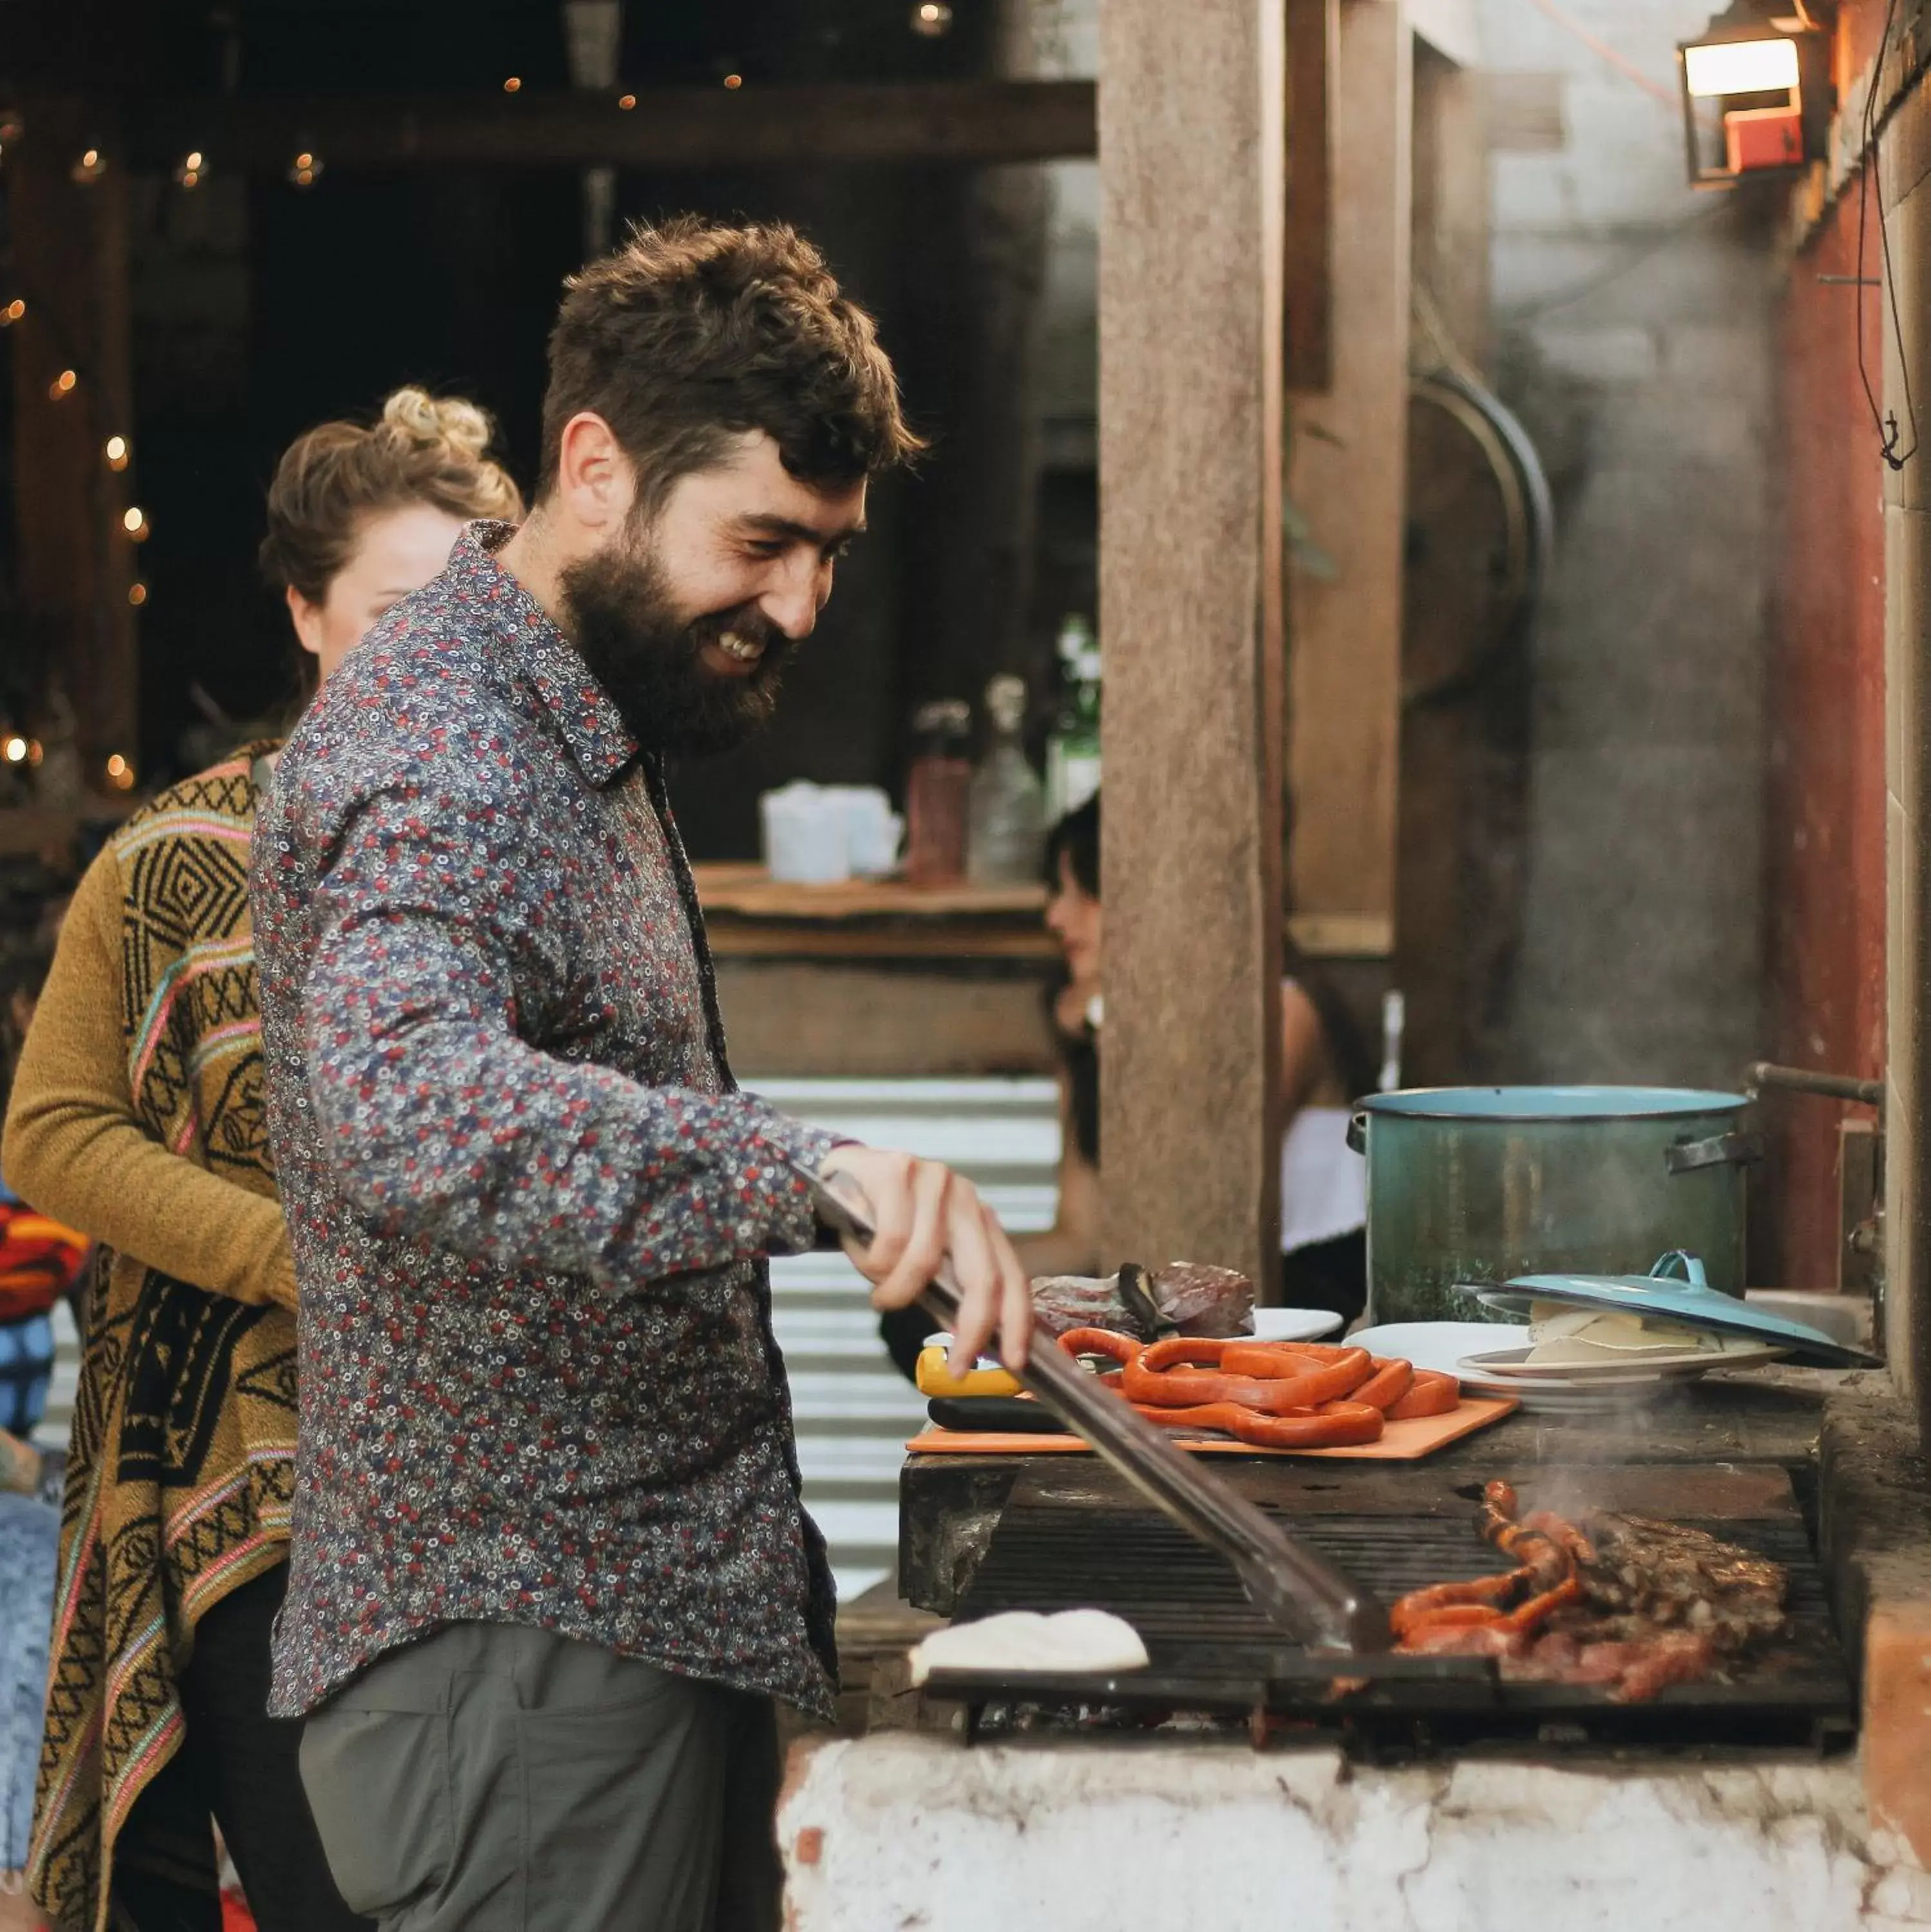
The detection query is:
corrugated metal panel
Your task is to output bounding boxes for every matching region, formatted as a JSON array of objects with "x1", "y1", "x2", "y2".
[
  {"x1": 756, "y1": 1077, "x2": 1059, "y2": 1598},
  {"x1": 34, "y1": 1077, "x2": 1063, "y2": 1602}
]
